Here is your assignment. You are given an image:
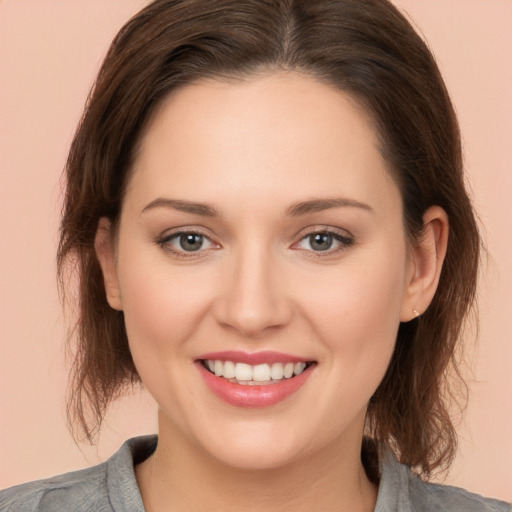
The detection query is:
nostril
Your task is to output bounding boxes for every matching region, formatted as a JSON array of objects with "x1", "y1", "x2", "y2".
[{"x1": 212, "y1": 300, "x2": 294, "y2": 338}]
